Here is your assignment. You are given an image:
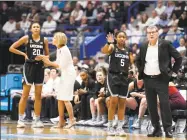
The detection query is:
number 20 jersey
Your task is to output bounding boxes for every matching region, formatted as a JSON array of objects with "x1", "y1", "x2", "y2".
[
  {"x1": 108, "y1": 45, "x2": 130, "y2": 73},
  {"x1": 26, "y1": 34, "x2": 44, "y2": 60}
]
